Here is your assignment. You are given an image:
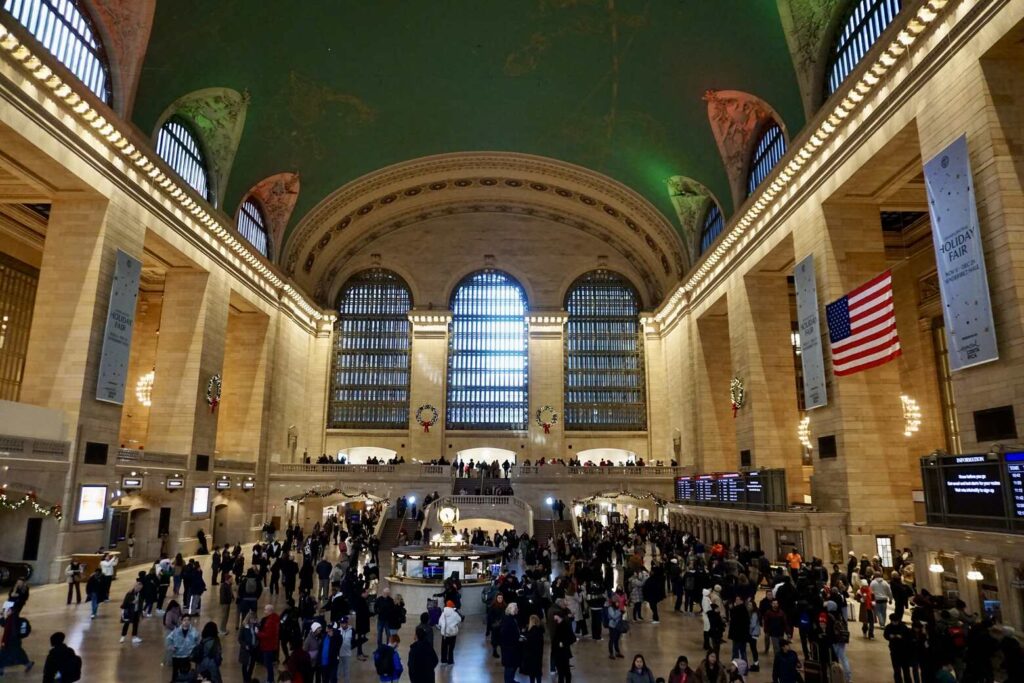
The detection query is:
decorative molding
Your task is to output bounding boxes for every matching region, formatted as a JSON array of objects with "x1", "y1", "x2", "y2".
[
  {"x1": 154, "y1": 87, "x2": 249, "y2": 209},
  {"x1": 310, "y1": 200, "x2": 664, "y2": 308},
  {"x1": 666, "y1": 175, "x2": 717, "y2": 272},
  {"x1": 243, "y1": 172, "x2": 300, "y2": 263},
  {"x1": 283, "y1": 152, "x2": 686, "y2": 289},
  {"x1": 704, "y1": 89, "x2": 784, "y2": 211},
  {"x1": 654, "y1": 0, "x2": 954, "y2": 333},
  {"x1": 0, "y1": 20, "x2": 327, "y2": 329},
  {"x1": 776, "y1": 0, "x2": 846, "y2": 118},
  {"x1": 84, "y1": 0, "x2": 155, "y2": 119},
  {"x1": 409, "y1": 310, "x2": 452, "y2": 338}
]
